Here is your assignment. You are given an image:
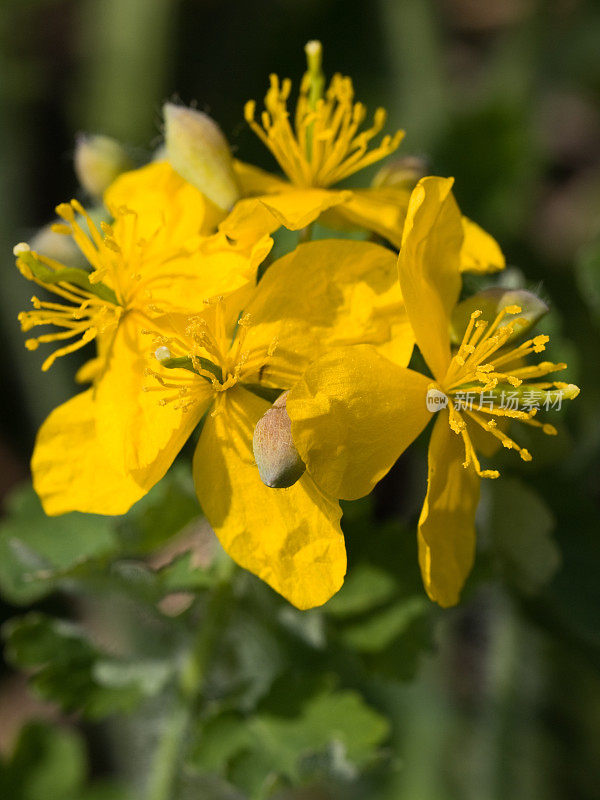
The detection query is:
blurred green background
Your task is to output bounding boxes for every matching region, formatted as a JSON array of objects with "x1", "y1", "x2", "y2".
[{"x1": 1, "y1": 1, "x2": 599, "y2": 798}]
